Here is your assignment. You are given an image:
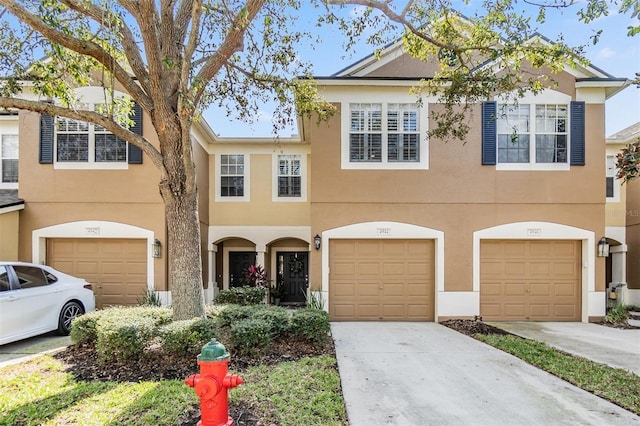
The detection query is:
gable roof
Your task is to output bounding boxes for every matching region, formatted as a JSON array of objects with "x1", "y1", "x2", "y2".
[{"x1": 321, "y1": 27, "x2": 629, "y2": 99}]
